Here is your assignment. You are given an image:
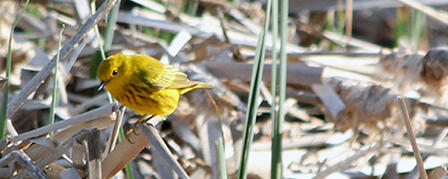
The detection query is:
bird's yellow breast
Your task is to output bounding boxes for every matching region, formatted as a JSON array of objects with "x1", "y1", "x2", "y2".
[{"x1": 106, "y1": 81, "x2": 181, "y2": 116}]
